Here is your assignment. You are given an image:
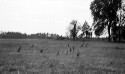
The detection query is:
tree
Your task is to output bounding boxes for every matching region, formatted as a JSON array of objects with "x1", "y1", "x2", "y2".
[
  {"x1": 121, "y1": 25, "x2": 125, "y2": 39},
  {"x1": 67, "y1": 20, "x2": 81, "y2": 41},
  {"x1": 117, "y1": 5, "x2": 125, "y2": 41},
  {"x1": 121, "y1": 7, "x2": 125, "y2": 39},
  {"x1": 81, "y1": 21, "x2": 92, "y2": 38},
  {"x1": 90, "y1": 0, "x2": 122, "y2": 41}
]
